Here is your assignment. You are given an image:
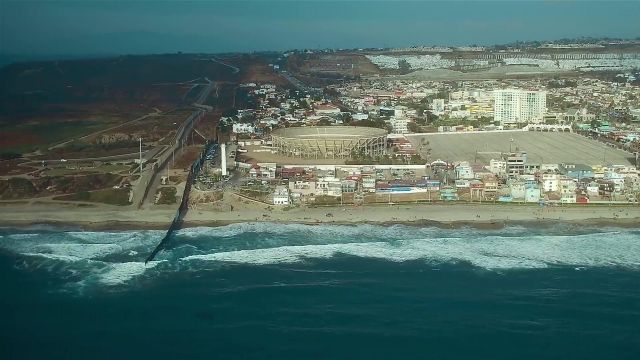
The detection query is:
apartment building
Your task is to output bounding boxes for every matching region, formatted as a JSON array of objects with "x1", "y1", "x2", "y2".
[{"x1": 494, "y1": 89, "x2": 546, "y2": 125}]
